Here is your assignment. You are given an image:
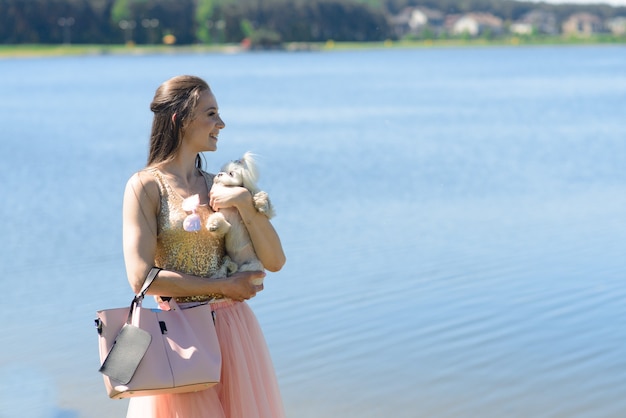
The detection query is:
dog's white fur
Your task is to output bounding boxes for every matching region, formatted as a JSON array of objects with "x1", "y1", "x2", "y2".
[
  {"x1": 213, "y1": 152, "x2": 275, "y2": 219},
  {"x1": 206, "y1": 152, "x2": 274, "y2": 283}
]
